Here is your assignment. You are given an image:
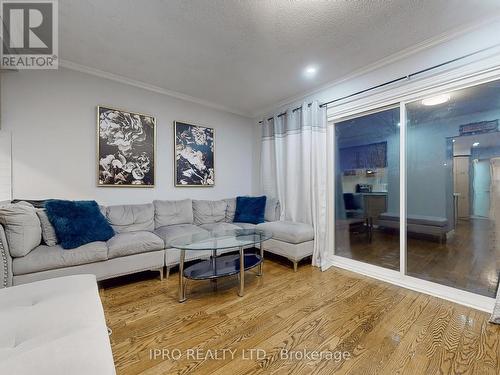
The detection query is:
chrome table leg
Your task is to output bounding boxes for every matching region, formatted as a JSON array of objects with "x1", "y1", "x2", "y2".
[
  {"x1": 179, "y1": 249, "x2": 186, "y2": 302},
  {"x1": 211, "y1": 249, "x2": 218, "y2": 291},
  {"x1": 258, "y1": 240, "x2": 263, "y2": 276},
  {"x1": 238, "y1": 246, "x2": 244, "y2": 297}
]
